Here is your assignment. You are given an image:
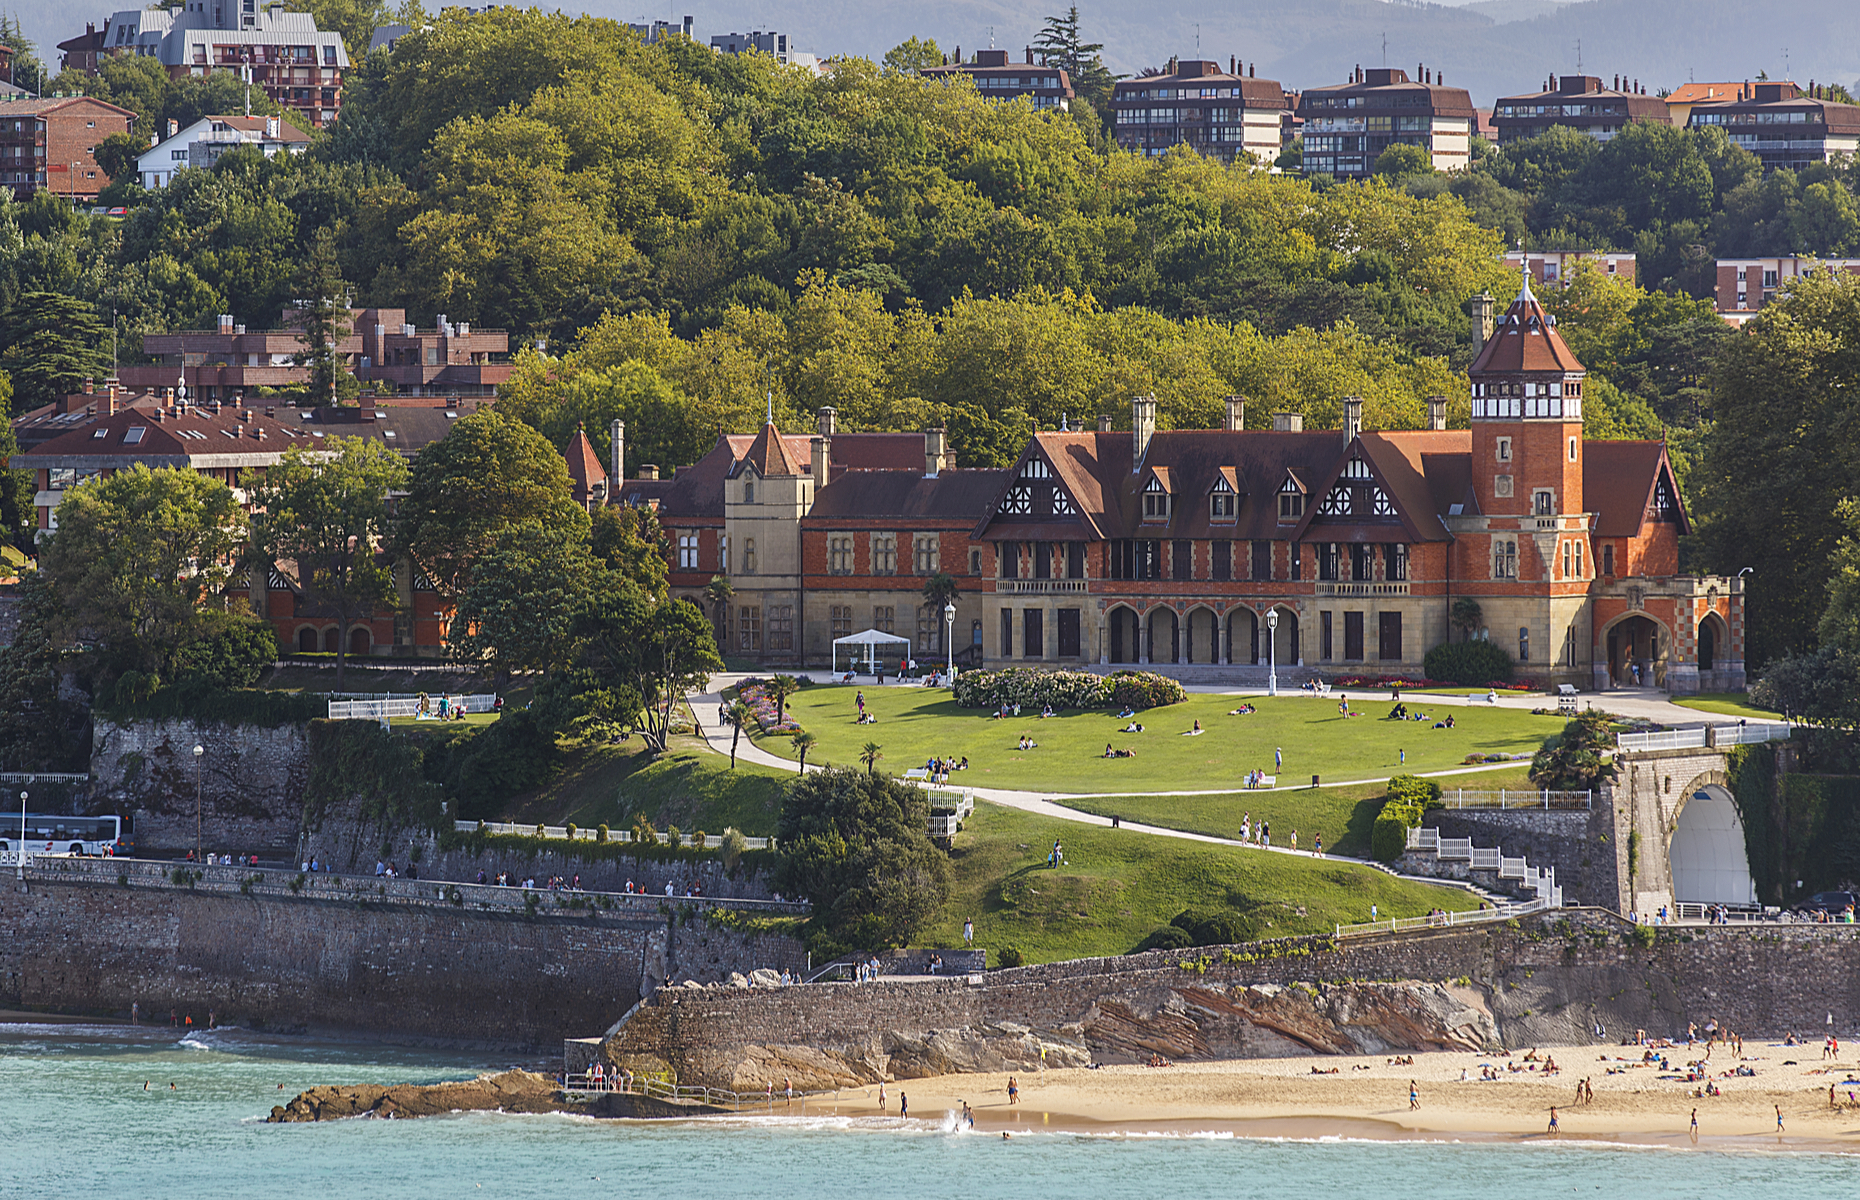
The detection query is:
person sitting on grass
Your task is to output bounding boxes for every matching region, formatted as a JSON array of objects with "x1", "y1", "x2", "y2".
[
  {"x1": 1121, "y1": 721, "x2": 1144, "y2": 733},
  {"x1": 1105, "y1": 742, "x2": 1116, "y2": 758},
  {"x1": 1227, "y1": 703, "x2": 1256, "y2": 715},
  {"x1": 1017, "y1": 734, "x2": 1038, "y2": 750},
  {"x1": 957, "y1": 756, "x2": 969, "y2": 770},
  {"x1": 1388, "y1": 702, "x2": 1408, "y2": 720},
  {"x1": 1040, "y1": 703, "x2": 1054, "y2": 719},
  {"x1": 1184, "y1": 719, "x2": 1204, "y2": 736},
  {"x1": 1432, "y1": 715, "x2": 1456, "y2": 729},
  {"x1": 1116, "y1": 706, "x2": 1136, "y2": 719}
]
